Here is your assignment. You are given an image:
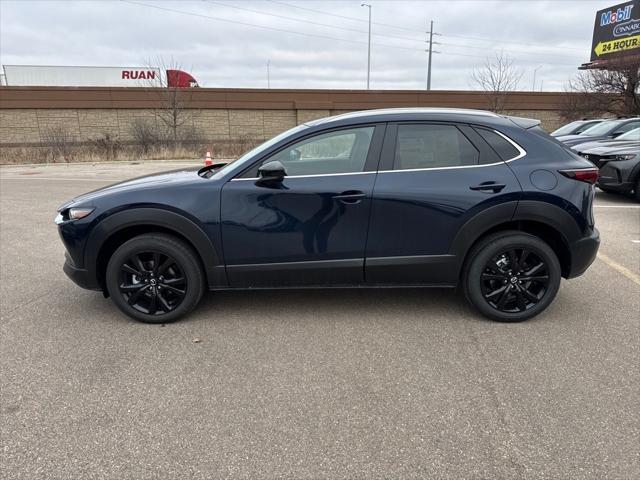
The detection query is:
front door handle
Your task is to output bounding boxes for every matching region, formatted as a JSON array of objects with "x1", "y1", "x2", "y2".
[
  {"x1": 469, "y1": 182, "x2": 506, "y2": 193},
  {"x1": 333, "y1": 190, "x2": 366, "y2": 204}
]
